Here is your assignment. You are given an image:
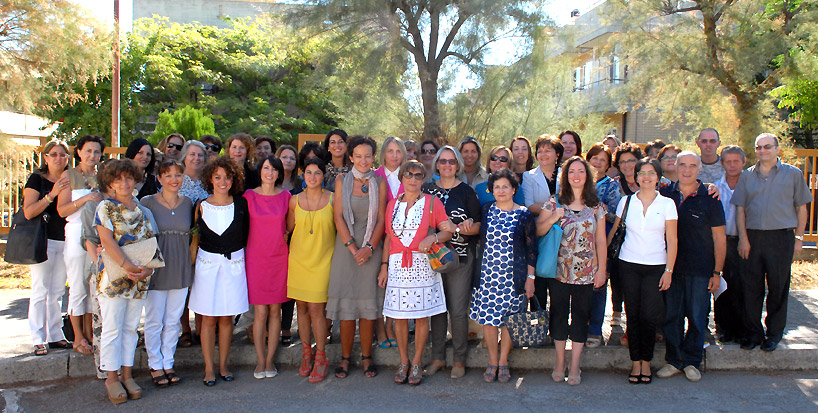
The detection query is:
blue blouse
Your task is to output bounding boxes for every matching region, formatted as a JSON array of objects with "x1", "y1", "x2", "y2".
[
  {"x1": 475, "y1": 181, "x2": 526, "y2": 207},
  {"x1": 595, "y1": 176, "x2": 621, "y2": 233}
]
